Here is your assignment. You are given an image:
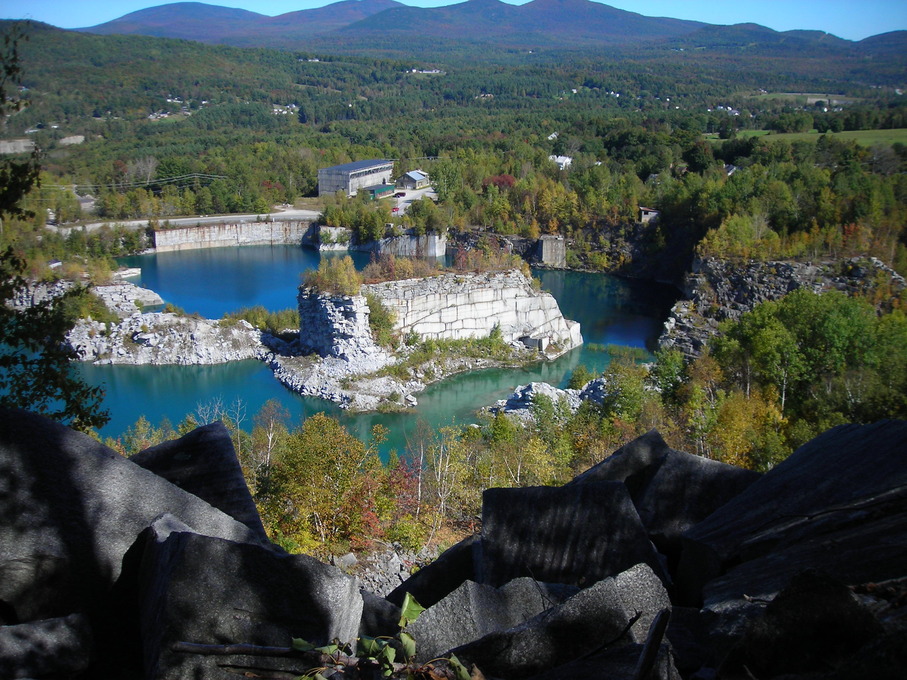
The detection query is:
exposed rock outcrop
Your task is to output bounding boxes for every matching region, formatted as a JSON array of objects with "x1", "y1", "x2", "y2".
[
  {"x1": 279, "y1": 269, "x2": 582, "y2": 410},
  {"x1": 68, "y1": 312, "x2": 265, "y2": 365},
  {"x1": 9, "y1": 278, "x2": 162, "y2": 317},
  {"x1": 365, "y1": 270, "x2": 582, "y2": 351},
  {"x1": 659, "y1": 256, "x2": 907, "y2": 357}
]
